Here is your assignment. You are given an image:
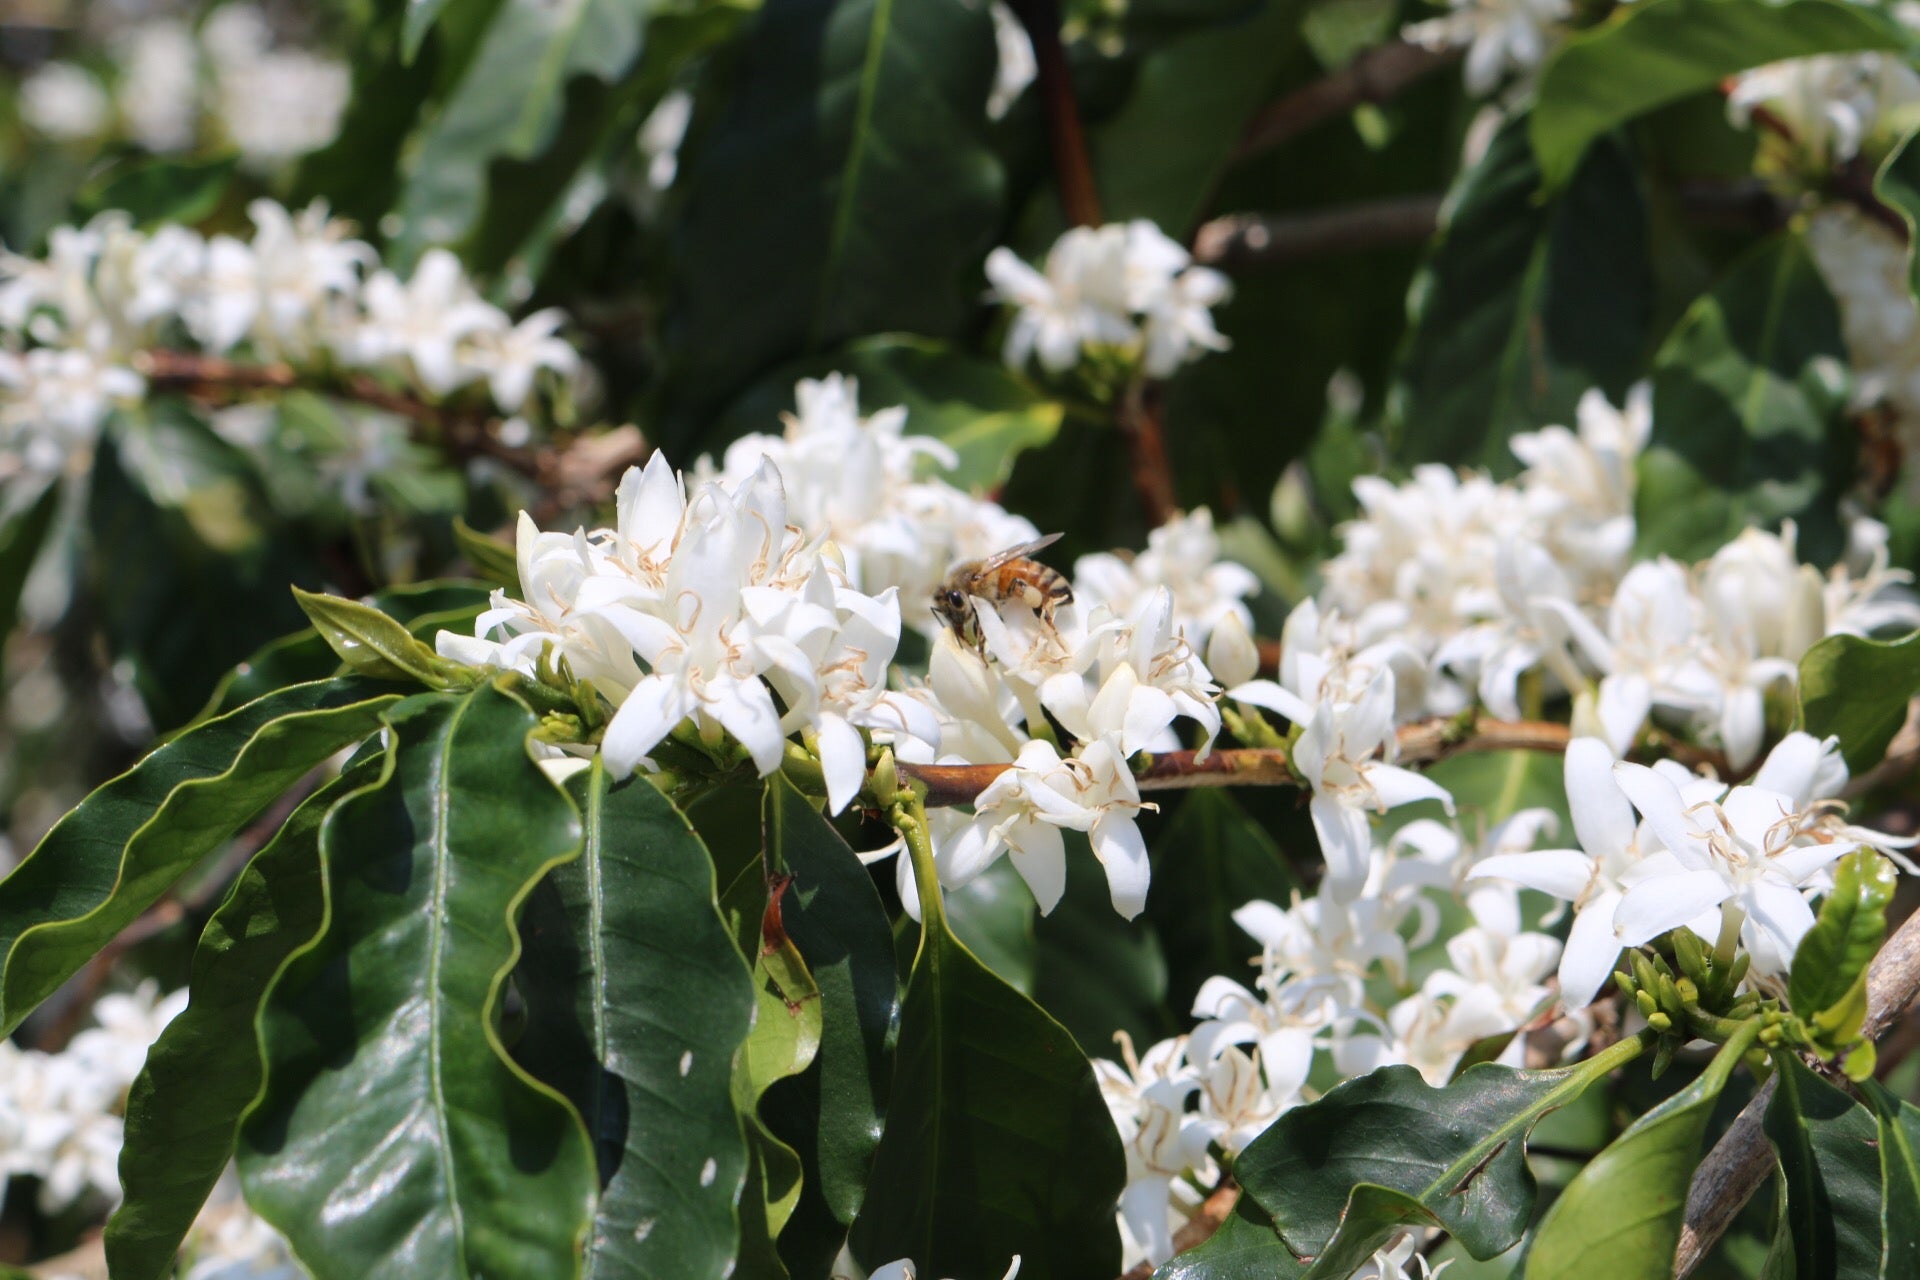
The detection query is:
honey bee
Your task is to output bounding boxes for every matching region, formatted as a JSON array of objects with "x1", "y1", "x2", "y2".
[{"x1": 933, "y1": 534, "x2": 1073, "y2": 651}]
